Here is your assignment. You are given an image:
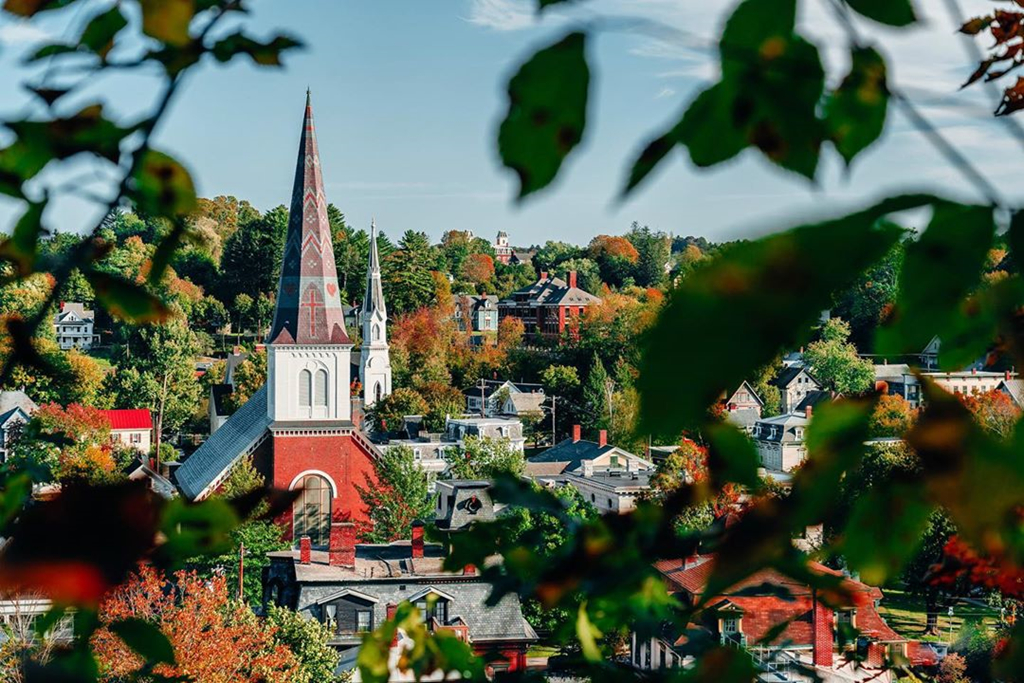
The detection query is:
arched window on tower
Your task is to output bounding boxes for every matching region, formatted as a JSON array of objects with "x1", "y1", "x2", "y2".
[
  {"x1": 374, "y1": 381, "x2": 382, "y2": 403},
  {"x1": 372, "y1": 324, "x2": 380, "y2": 342},
  {"x1": 293, "y1": 474, "x2": 332, "y2": 547},
  {"x1": 299, "y1": 369, "x2": 312, "y2": 409},
  {"x1": 314, "y1": 369, "x2": 328, "y2": 408}
]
